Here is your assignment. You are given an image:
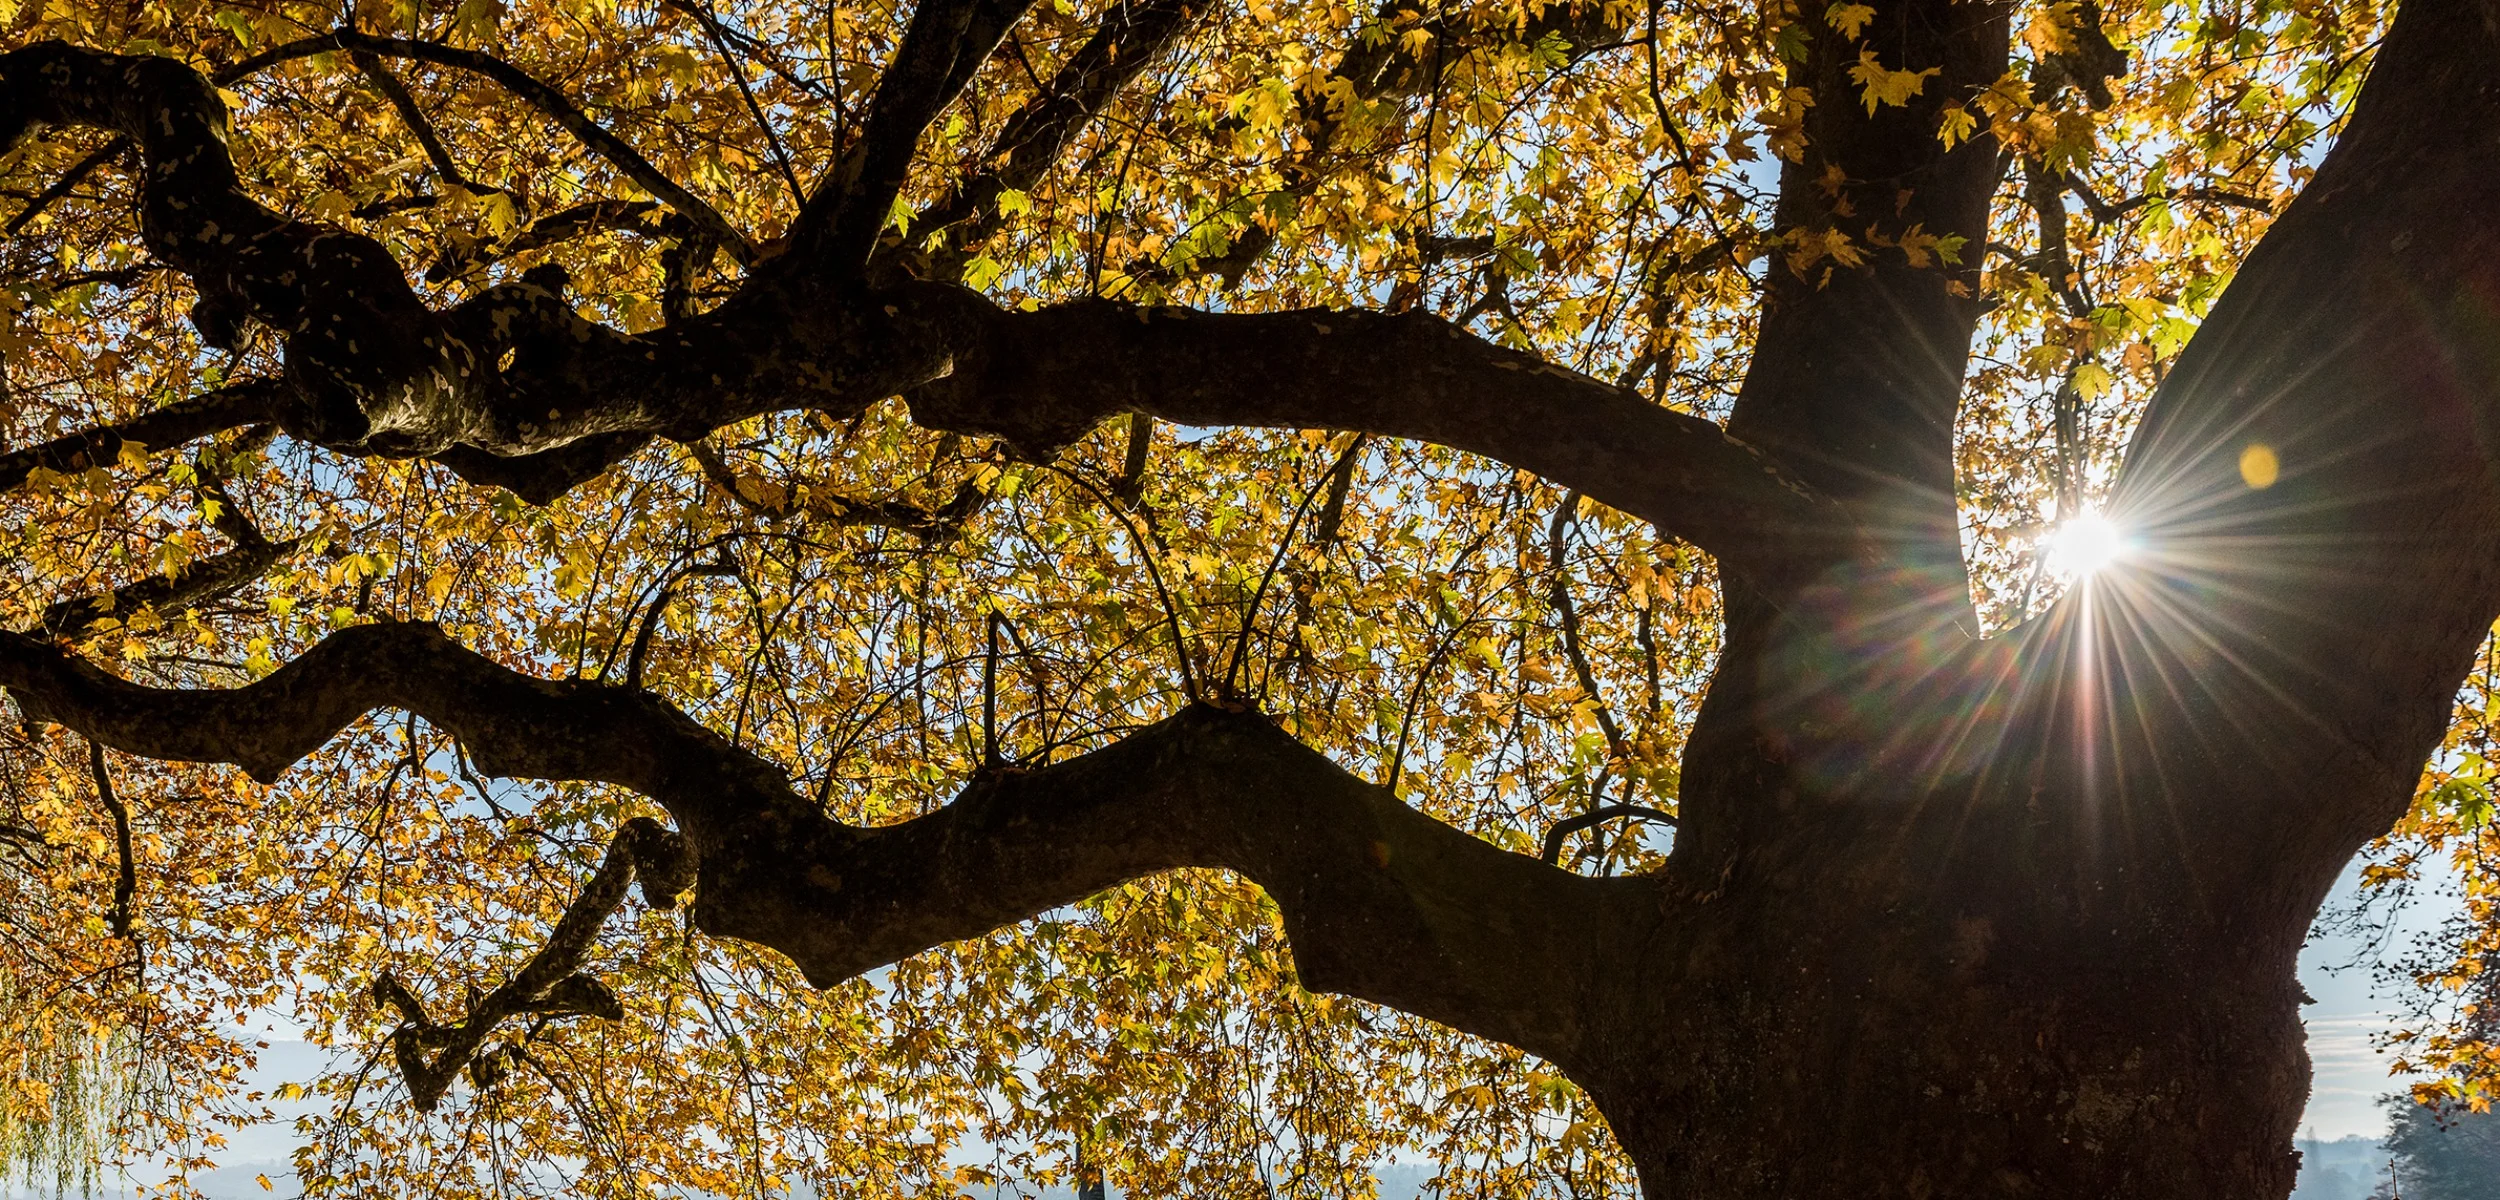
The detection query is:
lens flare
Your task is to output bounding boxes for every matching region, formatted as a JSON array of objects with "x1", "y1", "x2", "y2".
[{"x1": 2046, "y1": 513, "x2": 2128, "y2": 578}]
